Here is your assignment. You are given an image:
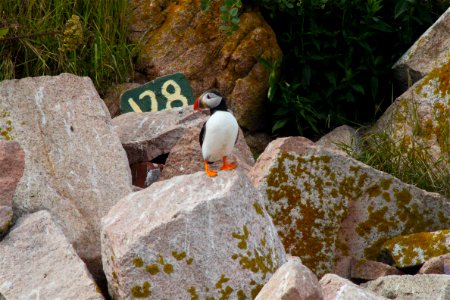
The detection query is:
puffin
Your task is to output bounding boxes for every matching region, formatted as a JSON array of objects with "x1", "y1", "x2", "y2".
[{"x1": 193, "y1": 89, "x2": 239, "y2": 177}]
